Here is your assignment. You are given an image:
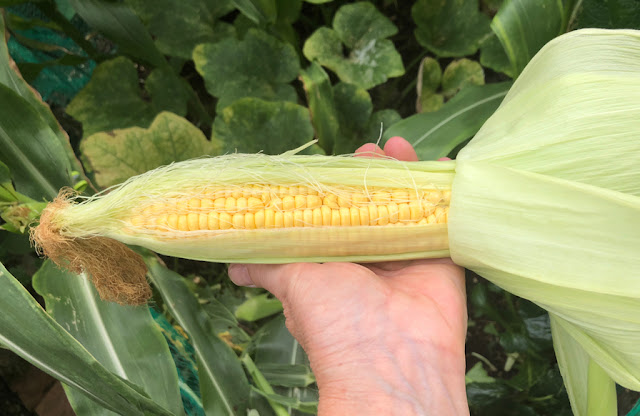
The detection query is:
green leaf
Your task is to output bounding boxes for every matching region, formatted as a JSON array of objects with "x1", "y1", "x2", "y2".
[
  {"x1": 573, "y1": 0, "x2": 640, "y2": 29},
  {"x1": 235, "y1": 292, "x2": 283, "y2": 322},
  {"x1": 490, "y1": 0, "x2": 566, "y2": 76},
  {"x1": 479, "y1": 33, "x2": 516, "y2": 78},
  {"x1": 146, "y1": 256, "x2": 252, "y2": 416},
  {"x1": 364, "y1": 109, "x2": 402, "y2": 142},
  {"x1": 126, "y1": 0, "x2": 235, "y2": 59},
  {"x1": 417, "y1": 57, "x2": 444, "y2": 113},
  {"x1": 0, "y1": 262, "x2": 176, "y2": 416},
  {"x1": 81, "y1": 112, "x2": 216, "y2": 188},
  {"x1": 332, "y1": 82, "x2": 373, "y2": 154},
  {"x1": 0, "y1": 84, "x2": 72, "y2": 200},
  {"x1": 0, "y1": 14, "x2": 87, "y2": 184},
  {"x1": 412, "y1": 0, "x2": 491, "y2": 57},
  {"x1": 441, "y1": 59, "x2": 484, "y2": 98},
  {"x1": 252, "y1": 389, "x2": 318, "y2": 414},
  {"x1": 300, "y1": 62, "x2": 340, "y2": 154},
  {"x1": 383, "y1": 82, "x2": 511, "y2": 160},
  {"x1": 465, "y1": 362, "x2": 496, "y2": 384},
  {"x1": 302, "y1": 2, "x2": 404, "y2": 89},
  {"x1": 194, "y1": 29, "x2": 299, "y2": 111},
  {"x1": 66, "y1": 57, "x2": 157, "y2": 138},
  {"x1": 232, "y1": 0, "x2": 278, "y2": 25},
  {"x1": 69, "y1": 0, "x2": 166, "y2": 68},
  {"x1": 550, "y1": 315, "x2": 617, "y2": 416},
  {"x1": 212, "y1": 98, "x2": 314, "y2": 154},
  {"x1": 146, "y1": 68, "x2": 191, "y2": 116},
  {"x1": 32, "y1": 261, "x2": 185, "y2": 416},
  {"x1": 258, "y1": 363, "x2": 315, "y2": 388}
]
